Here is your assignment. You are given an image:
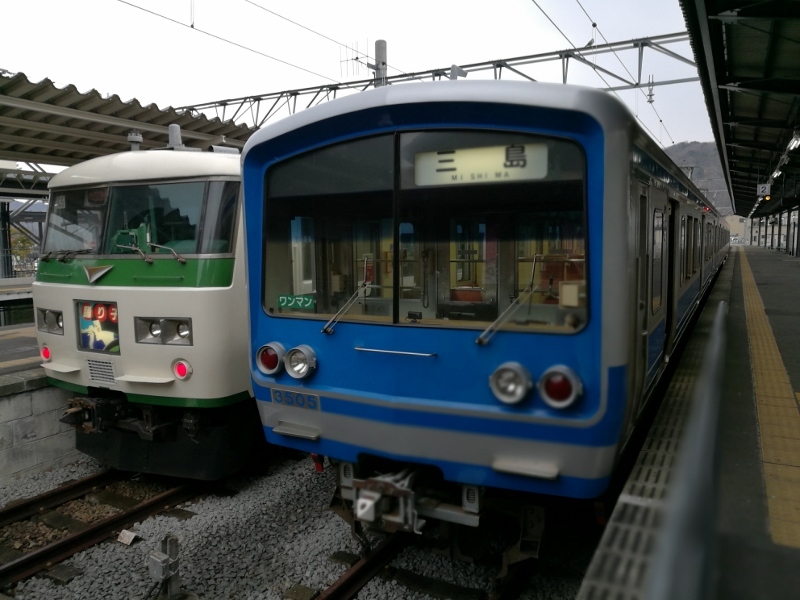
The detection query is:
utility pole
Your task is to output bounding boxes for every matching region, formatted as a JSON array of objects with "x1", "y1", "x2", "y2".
[{"x1": 370, "y1": 40, "x2": 387, "y2": 87}]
